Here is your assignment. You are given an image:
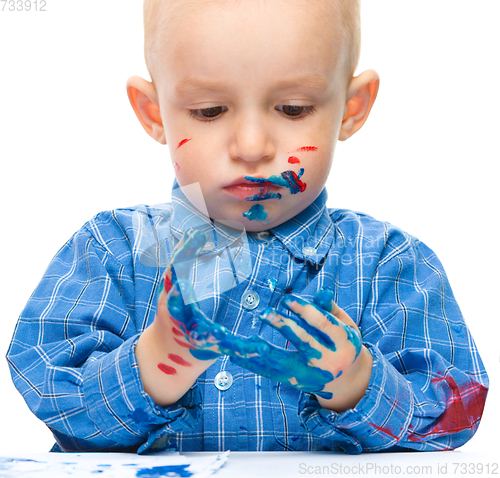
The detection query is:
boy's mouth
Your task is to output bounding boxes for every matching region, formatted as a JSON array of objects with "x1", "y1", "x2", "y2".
[{"x1": 223, "y1": 178, "x2": 282, "y2": 201}]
